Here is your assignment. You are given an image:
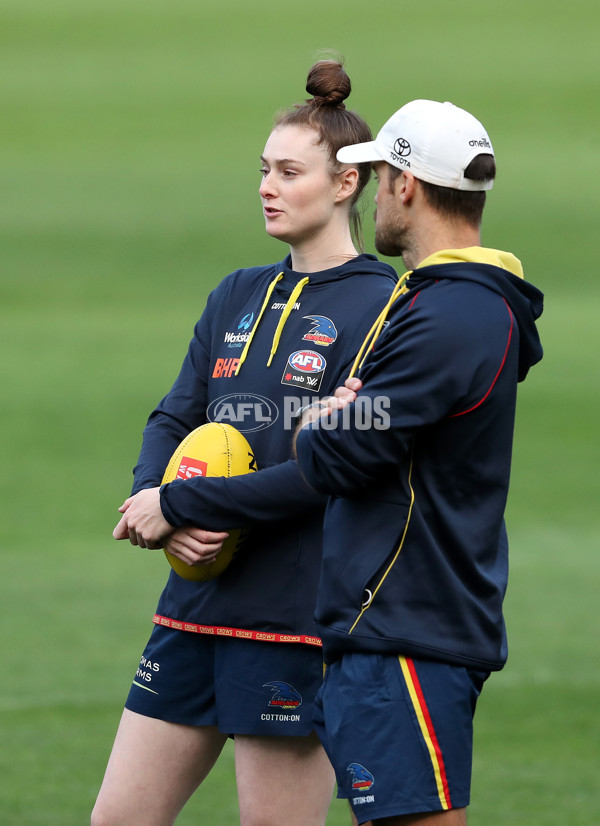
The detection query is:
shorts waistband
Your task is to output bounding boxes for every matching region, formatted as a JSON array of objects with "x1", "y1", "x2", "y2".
[{"x1": 153, "y1": 614, "x2": 323, "y2": 647}]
